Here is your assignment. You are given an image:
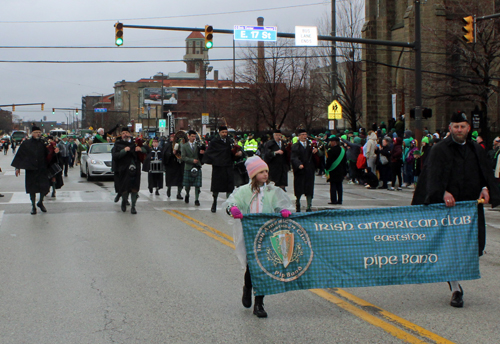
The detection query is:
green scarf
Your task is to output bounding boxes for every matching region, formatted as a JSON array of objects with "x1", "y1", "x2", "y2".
[{"x1": 325, "y1": 147, "x2": 345, "y2": 181}]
